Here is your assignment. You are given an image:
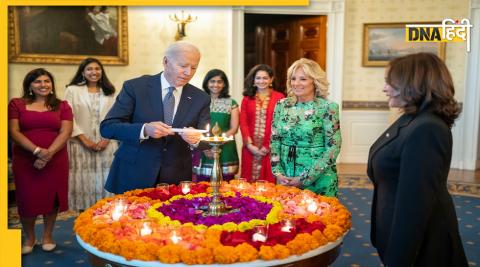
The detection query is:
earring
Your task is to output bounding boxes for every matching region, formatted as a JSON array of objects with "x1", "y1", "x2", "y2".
[
  {"x1": 50, "y1": 90, "x2": 54, "y2": 95},
  {"x1": 81, "y1": 74, "x2": 86, "y2": 84},
  {"x1": 29, "y1": 89, "x2": 33, "y2": 96}
]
